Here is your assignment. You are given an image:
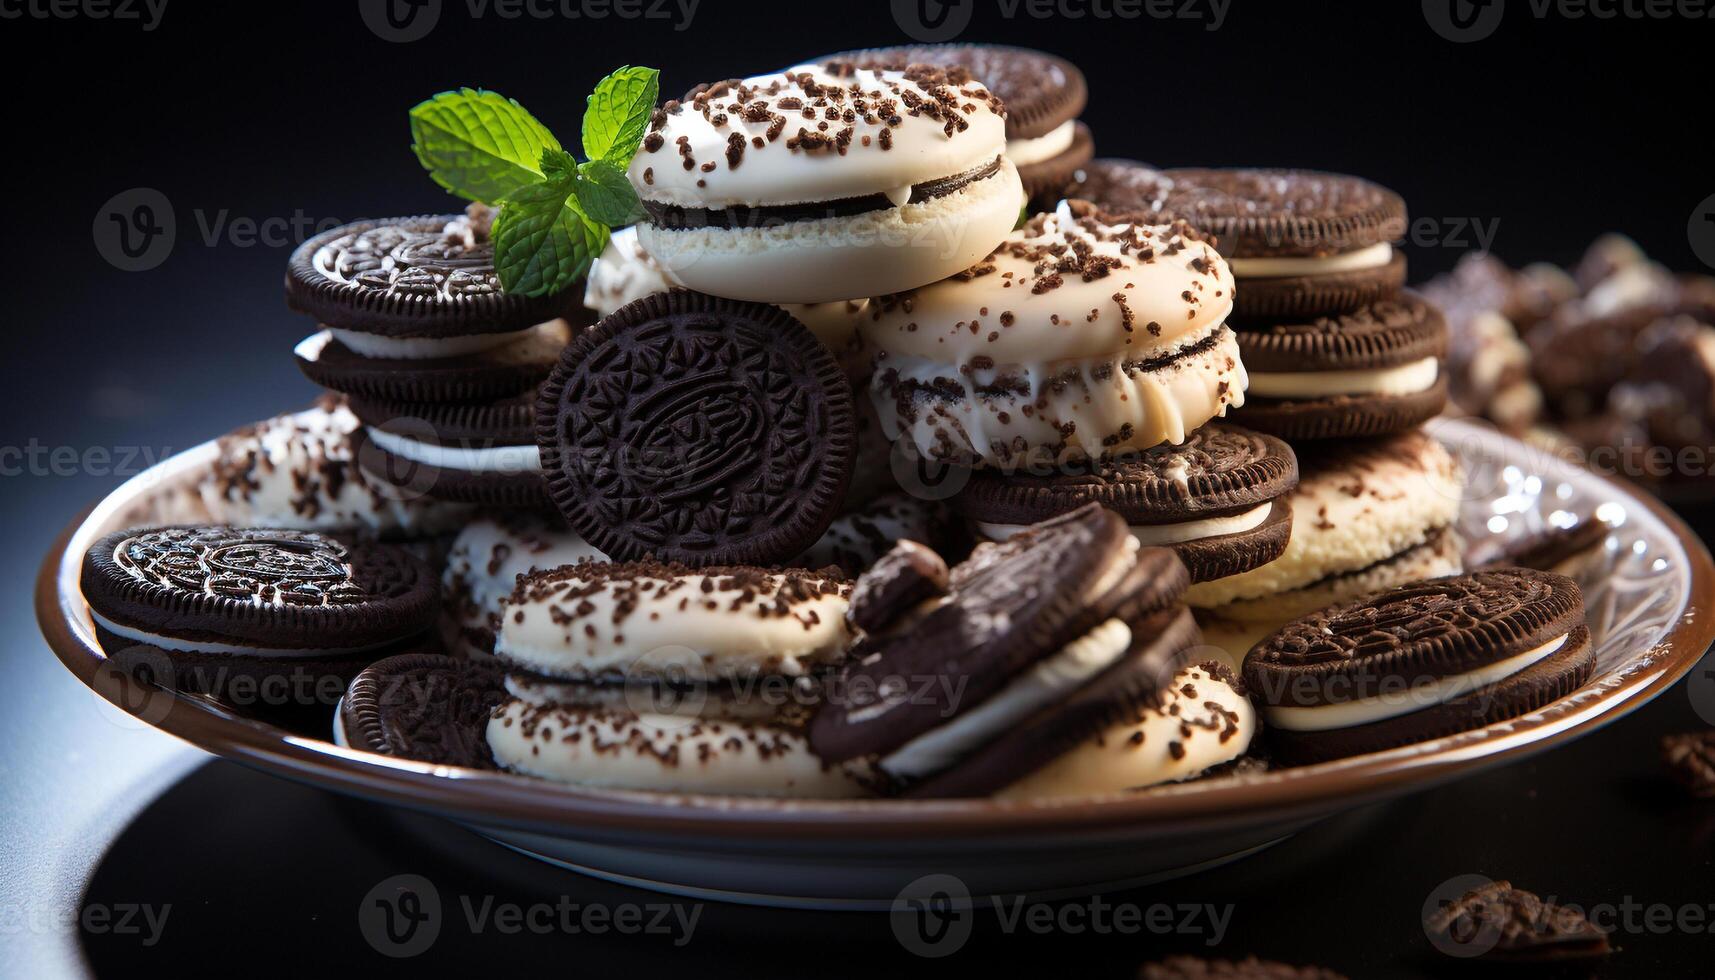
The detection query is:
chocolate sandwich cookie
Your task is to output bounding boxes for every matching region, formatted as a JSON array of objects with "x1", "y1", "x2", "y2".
[
  {"x1": 346, "y1": 391, "x2": 549, "y2": 507},
  {"x1": 83, "y1": 526, "x2": 438, "y2": 705},
  {"x1": 538, "y1": 291, "x2": 856, "y2": 566},
  {"x1": 811, "y1": 44, "x2": 1092, "y2": 206},
  {"x1": 628, "y1": 65, "x2": 1023, "y2": 303},
  {"x1": 1055, "y1": 157, "x2": 1164, "y2": 211},
  {"x1": 1133, "y1": 168, "x2": 1409, "y2": 320},
  {"x1": 1466, "y1": 516, "x2": 1612, "y2": 581},
  {"x1": 1233, "y1": 293, "x2": 1449, "y2": 441},
  {"x1": 844, "y1": 540, "x2": 950, "y2": 634},
  {"x1": 795, "y1": 491, "x2": 956, "y2": 575},
  {"x1": 338, "y1": 653, "x2": 507, "y2": 767},
  {"x1": 288, "y1": 209, "x2": 585, "y2": 402},
  {"x1": 812, "y1": 504, "x2": 1206, "y2": 797},
  {"x1": 955, "y1": 422, "x2": 1298, "y2": 583},
  {"x1": 1245, "y1": 569, "x2": 1595, "y2": 766}
]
